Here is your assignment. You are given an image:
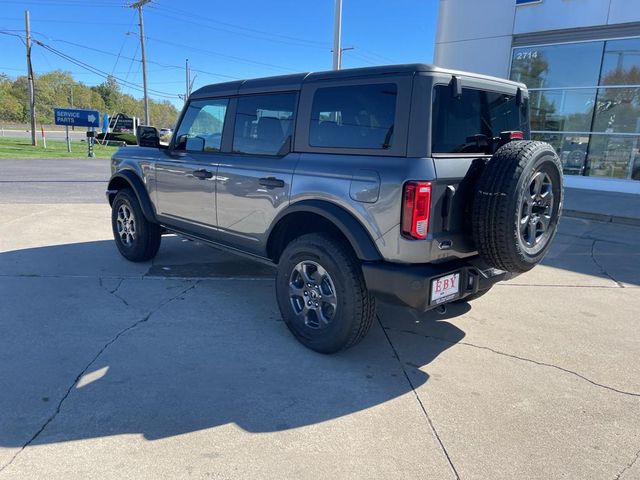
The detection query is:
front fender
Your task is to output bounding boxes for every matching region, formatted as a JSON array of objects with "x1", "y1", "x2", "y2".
[{"x1": 107, "y1": 170, "x2": 157, "y2": 223}]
